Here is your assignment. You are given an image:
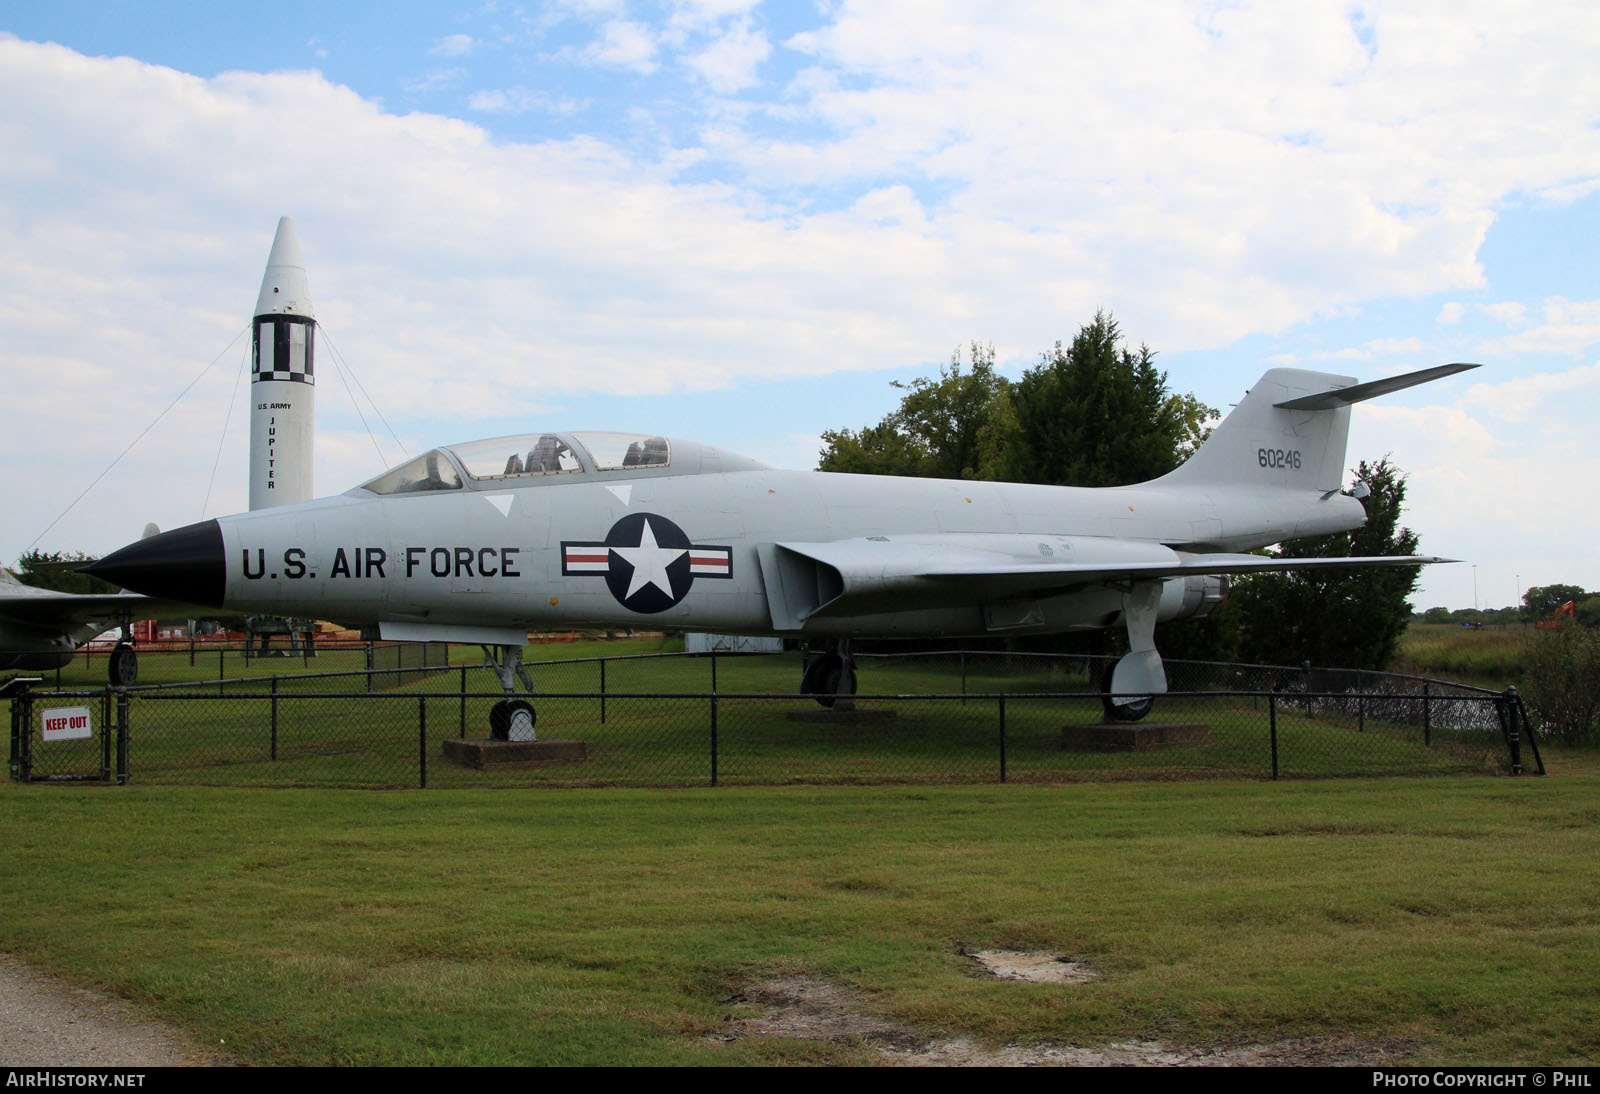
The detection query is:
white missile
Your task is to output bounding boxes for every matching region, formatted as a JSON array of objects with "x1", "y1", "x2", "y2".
[{"x1": 249, "y1": 216, "x2": 315, "y2": 510}]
